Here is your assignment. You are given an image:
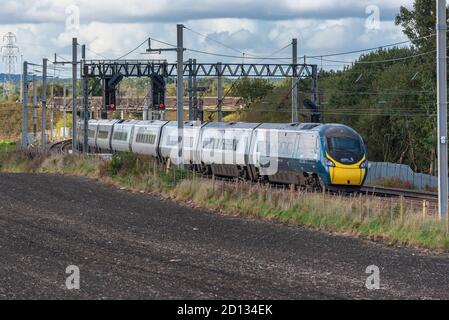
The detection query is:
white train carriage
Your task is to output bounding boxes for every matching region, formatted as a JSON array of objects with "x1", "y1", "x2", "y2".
[
  {"x1": 159, "y1": 121, "x2": 205, "y2": 166},
  {"x1": 130, "y1": 120, "x2": 169, "y2": 158},
  {"x1": 248, "y1": 123, "x2": 322, "y2": 184},
  {"x1": 87, "y1": 119, "x2": 99, "y2": 151},
  {"x1": 75, "y1": 119, "x2": 101, "y2": 151},
  {"x1": 199, "y1": 122, "x2": 261, "y2": 178},
  {"x1": 76, "y1": 121, "x2": 83, "y2": 147},
  {"x1": 96, "y1": 119, "x2": 120, "y2": 152},
  {"x1": 110, "y1": 120, "x2": 140, "y2": 153}
]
